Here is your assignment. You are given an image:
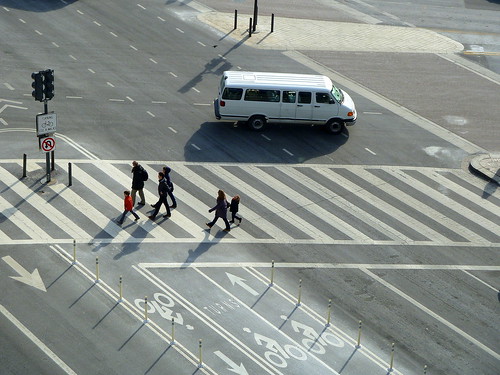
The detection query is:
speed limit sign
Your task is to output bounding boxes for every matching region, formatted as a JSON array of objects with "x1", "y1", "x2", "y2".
[{"x1": 40, "y1": 136, "x2": 56, "y2": 153}]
